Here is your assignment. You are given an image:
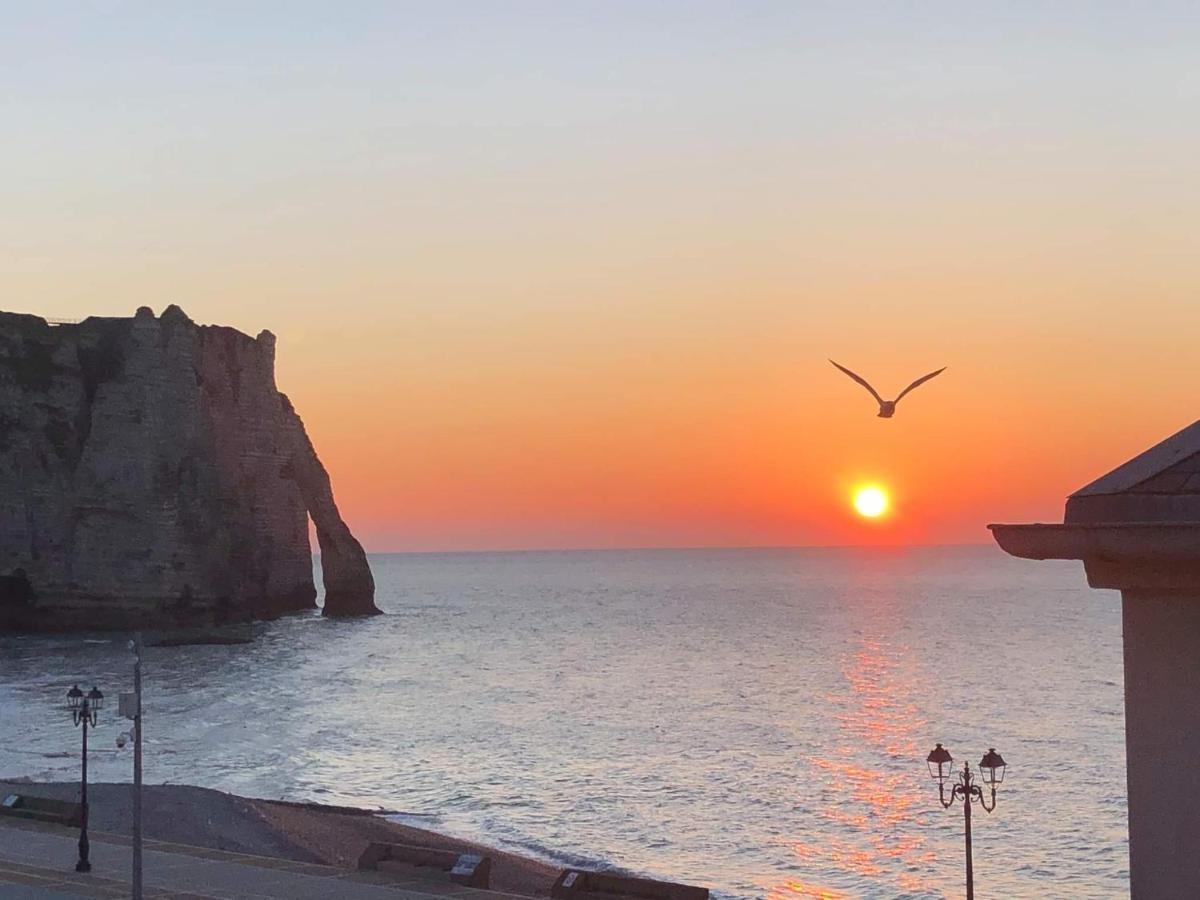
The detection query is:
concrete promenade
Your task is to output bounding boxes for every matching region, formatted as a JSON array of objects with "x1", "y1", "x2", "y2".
[{"x1": 0, "y1": 818, "x2": 529, "y2": 900}]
